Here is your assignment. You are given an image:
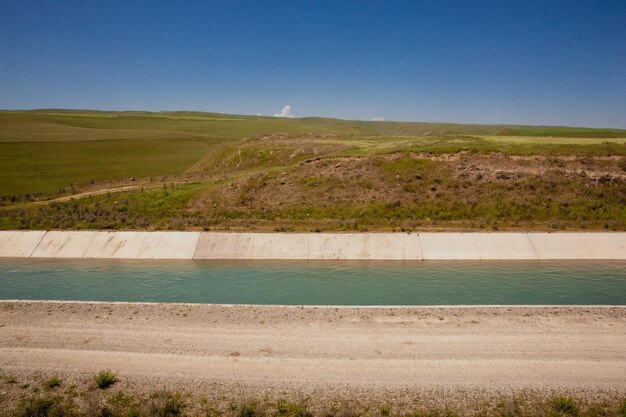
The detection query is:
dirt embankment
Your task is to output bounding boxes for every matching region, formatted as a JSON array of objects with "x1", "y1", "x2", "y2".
[{"x1": 193, "y1": 152, "x2": 625, "y2": 214}]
